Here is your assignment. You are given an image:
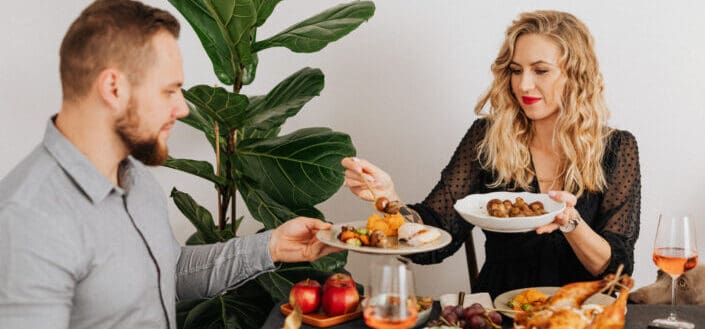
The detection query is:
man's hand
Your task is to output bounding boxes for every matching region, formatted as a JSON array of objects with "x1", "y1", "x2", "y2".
[{"x1": 269, "y1": 217, "x2": 343, "y2": 263}]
